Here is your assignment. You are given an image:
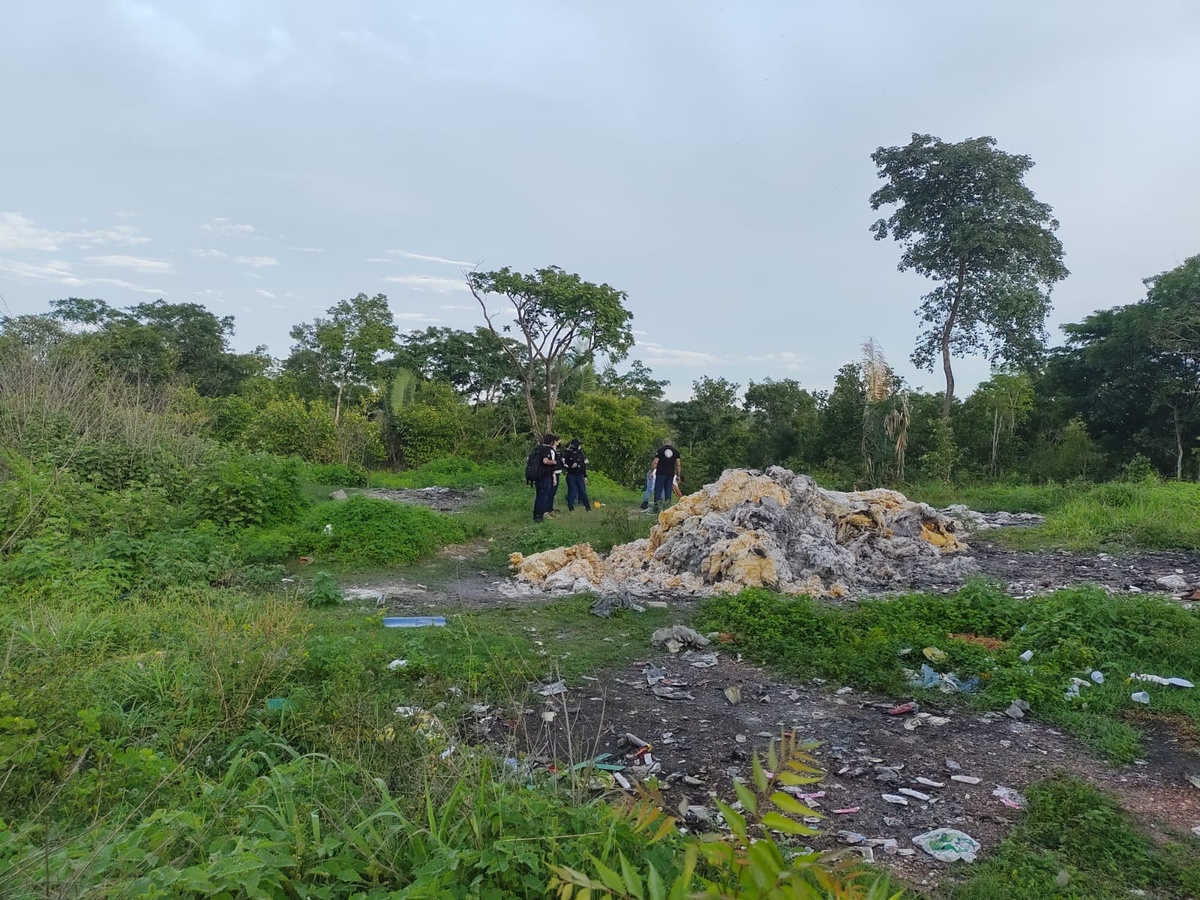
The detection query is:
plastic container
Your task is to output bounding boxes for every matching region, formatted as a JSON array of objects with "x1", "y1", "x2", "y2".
[
  {"x1": 1130, "y1": 691, "x2": 1150, "y2": 704},
  {"x1": 382, "y1": 616, "x2": 446, "y2": 628}
]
